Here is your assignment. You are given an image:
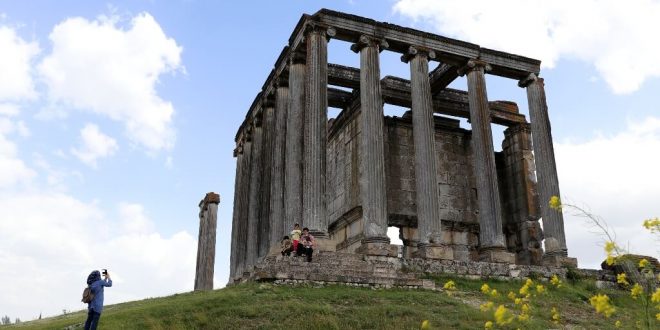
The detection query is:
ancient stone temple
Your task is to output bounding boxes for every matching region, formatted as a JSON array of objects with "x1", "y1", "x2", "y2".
[{"x1": 229, "y1": 9, "x2": 576, "y2": 283}]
